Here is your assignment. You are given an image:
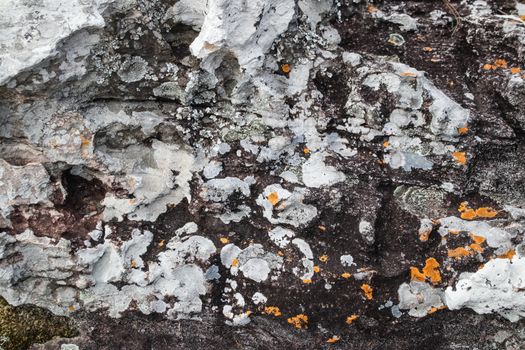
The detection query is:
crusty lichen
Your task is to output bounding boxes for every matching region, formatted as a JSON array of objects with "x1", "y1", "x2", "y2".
[{"x1": 0, "y1": 297, "x2": 78, "y2": 350}]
